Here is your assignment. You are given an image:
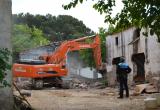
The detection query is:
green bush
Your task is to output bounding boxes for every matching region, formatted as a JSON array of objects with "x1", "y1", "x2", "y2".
[{"x1": 0, "y1": 48, "x2": 11, "y2": 87}]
